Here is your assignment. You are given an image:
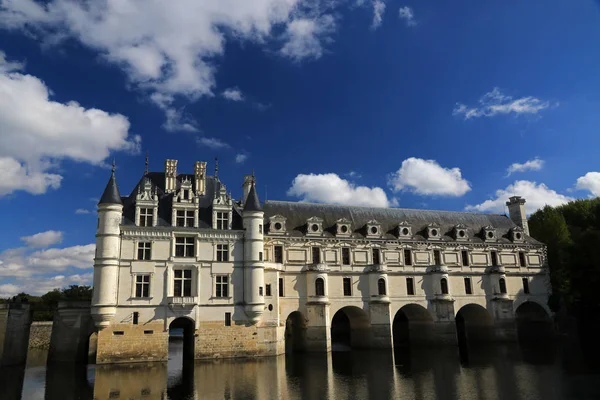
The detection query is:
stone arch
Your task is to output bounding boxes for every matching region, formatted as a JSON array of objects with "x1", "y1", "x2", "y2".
[
  {"x1": 515, "y1": 301, "x2": 553, "y2": 343},
  {"x1": 330, "y1": 306, "x2": 371, "y2": 350},
  {"x1": 393, "y1": 304, "x2": 435, "y2": 348},
  {"x1": 455, "y1": 304, "x2": 494, "y2": 344},
  {"x1": 169, "y1": 317, "x2": 195, "y2": 361},
  {"x1": 315, "y1": 277, "x2": 325, "y2": 296},
  {"x1": 285, "y1": 311, "x2": 307, "y2": 354},
  {"x1": 377, "y1": 278, "x2": 387, "y2": 295}
]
